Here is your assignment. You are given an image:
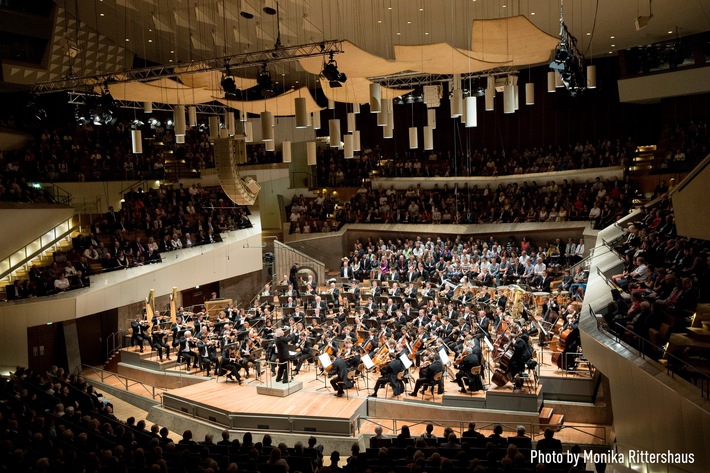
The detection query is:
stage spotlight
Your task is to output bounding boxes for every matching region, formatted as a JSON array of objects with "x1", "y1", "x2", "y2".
[
  {"x1": 321, "y1": 52, "x2": 347, "y2": 88},
  {"x1": 257, "y1": 64, "x2": 275, "y2": 98},
  {"x1": 221, "y1": 74, "x2": 238, "y2": 98}
]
